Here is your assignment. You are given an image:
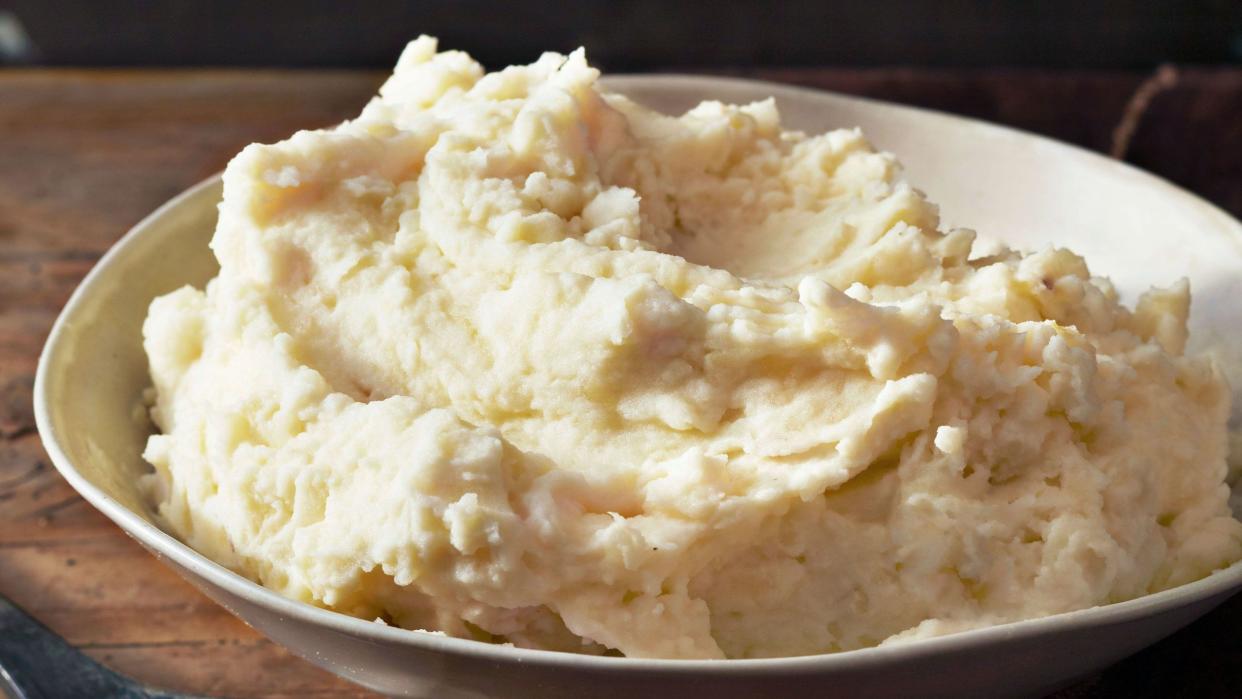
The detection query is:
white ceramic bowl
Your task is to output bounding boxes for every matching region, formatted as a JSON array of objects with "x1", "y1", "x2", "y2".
[{"x1": 35, "y1": 76, "x2": 1242, "y2": 699}]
